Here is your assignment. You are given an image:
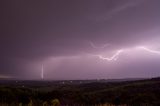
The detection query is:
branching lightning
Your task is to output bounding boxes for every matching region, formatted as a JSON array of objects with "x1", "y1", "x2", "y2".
[
  {"x1": 95, "y1": 49, "x2": 124, "y2": 61},
  {"x1": 89, "y1": 41, "x2": 110, "y2": 49},
  {"x1": 92, "y1": 46, "x2": 160, "y2": 61}
]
